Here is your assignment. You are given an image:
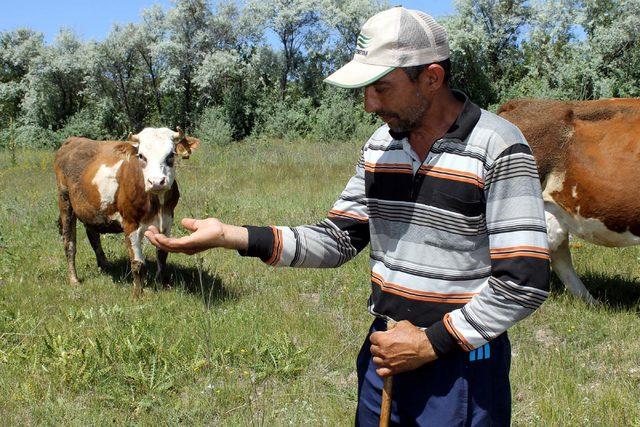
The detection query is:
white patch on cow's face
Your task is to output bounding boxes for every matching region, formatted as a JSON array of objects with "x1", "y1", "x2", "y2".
[
  {"x1": 92, "y1": 160, "x2": 124, "y2": 209},
  {"x1": 134, "y1": 128, "x2": 177, "y2": 194}
]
